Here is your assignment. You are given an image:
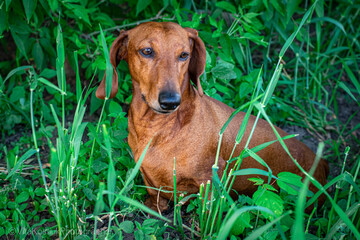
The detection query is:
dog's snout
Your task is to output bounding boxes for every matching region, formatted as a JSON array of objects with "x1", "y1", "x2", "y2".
[{"x1": 158, "y1": 91, "x2": 181, "y2": 111}]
